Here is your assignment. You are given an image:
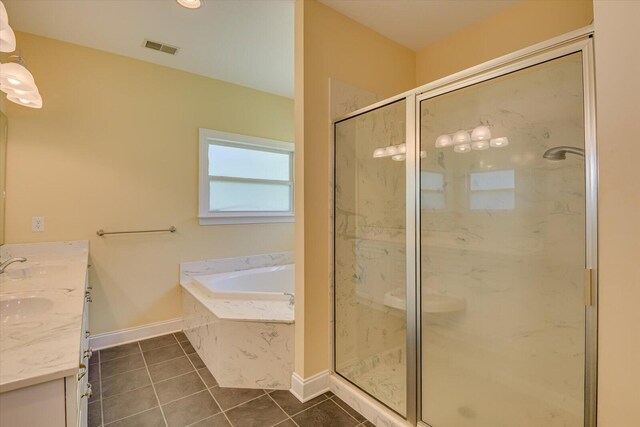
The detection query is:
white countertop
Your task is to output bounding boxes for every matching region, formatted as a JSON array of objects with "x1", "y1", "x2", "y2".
[{"x1": 0, "y1": 241, "x2": 89, "y2": 393}]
